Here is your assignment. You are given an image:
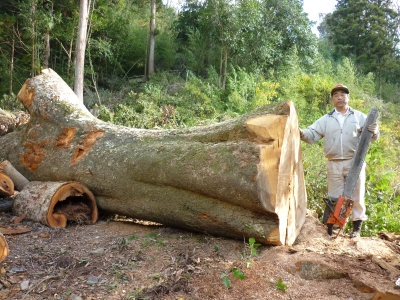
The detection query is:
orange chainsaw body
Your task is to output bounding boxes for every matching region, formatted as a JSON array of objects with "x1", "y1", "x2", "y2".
[{"x1": 327, "y1": 195, "x2": 354, "y2": 237}]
